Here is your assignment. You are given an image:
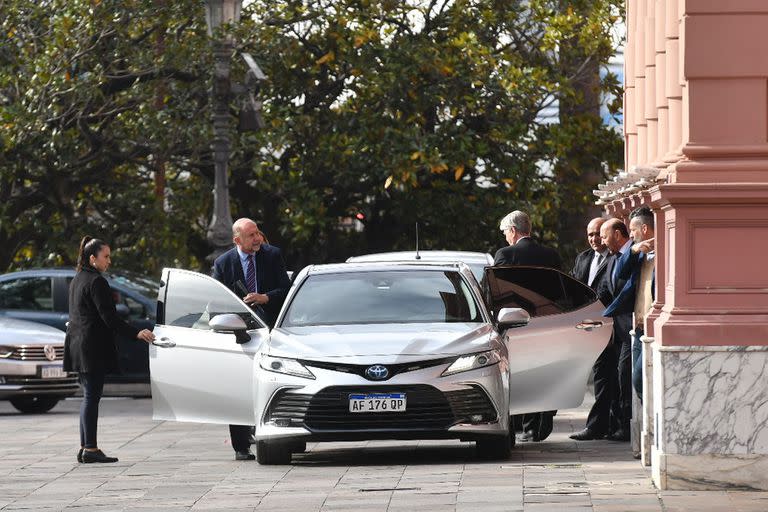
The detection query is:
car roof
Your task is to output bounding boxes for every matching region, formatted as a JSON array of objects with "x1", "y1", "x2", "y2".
[
  {"x1": 307, "y1": 261, "x2": 466, "y2": 275},
  {"x1": 346, "y1": 251, "x2": 493, "y2": 264}
]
